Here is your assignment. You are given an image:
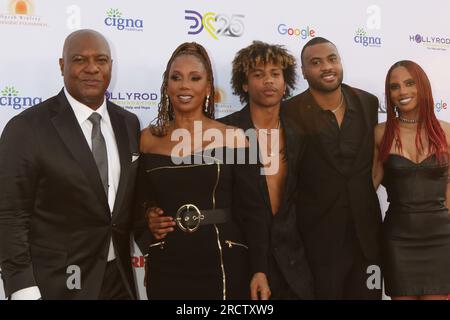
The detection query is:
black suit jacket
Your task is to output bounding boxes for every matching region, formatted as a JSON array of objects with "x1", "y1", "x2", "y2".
[
  {"x1": 284, "y1": 84, "x2": 382, "y2": 266},
  {"x1": 219, "y1": 105, "x2": 314, "y2": 299},
  {"x1": 0, "y1": 89, "x2": 140, "y2": 299}
]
